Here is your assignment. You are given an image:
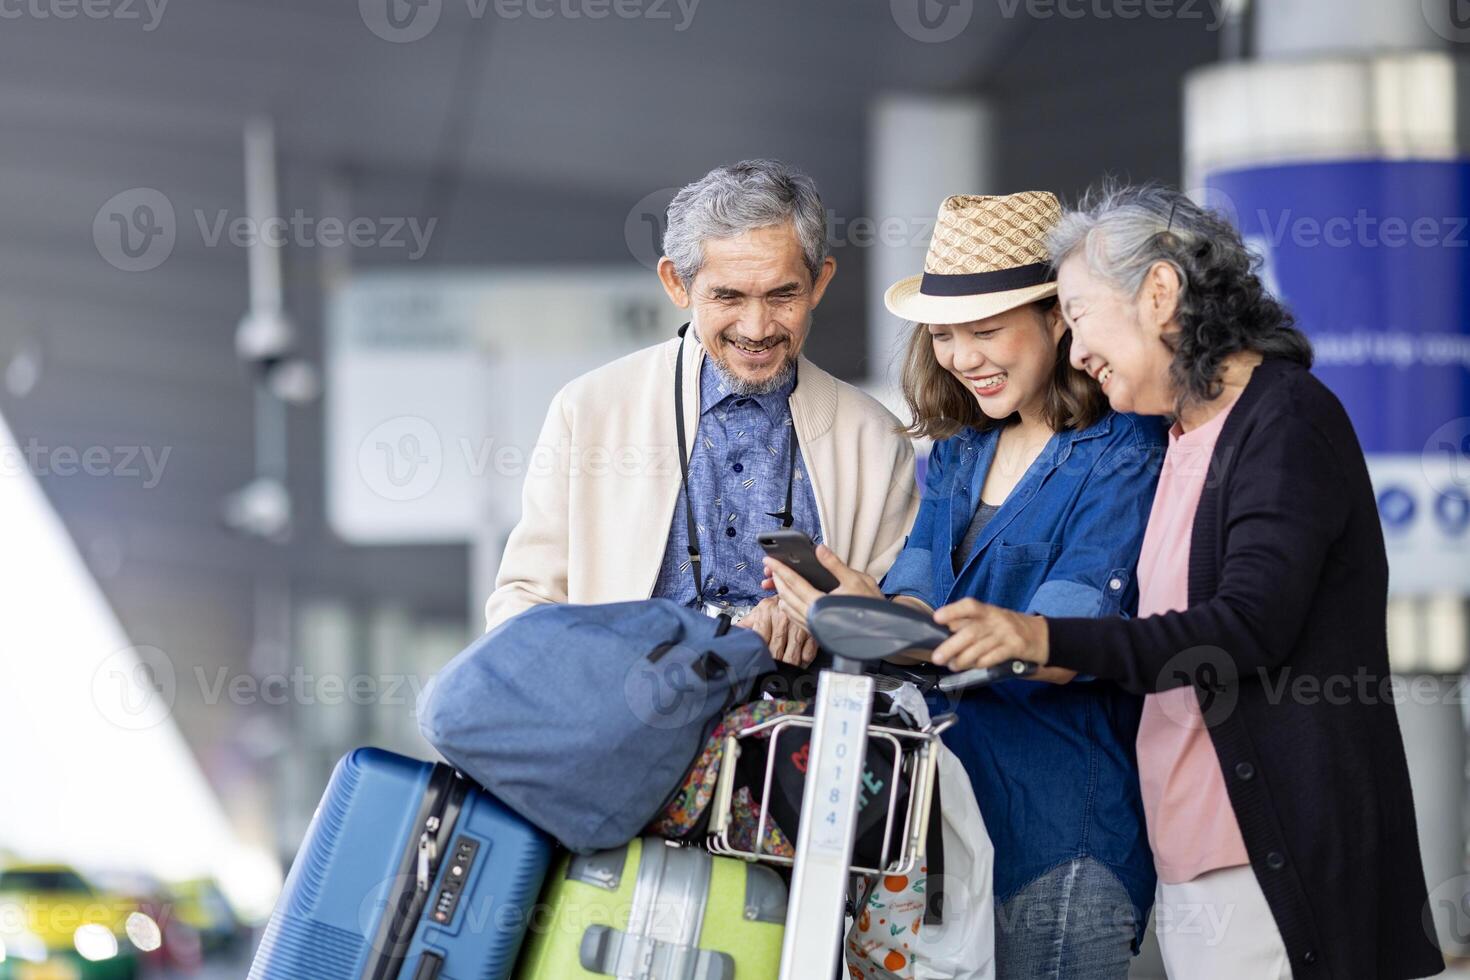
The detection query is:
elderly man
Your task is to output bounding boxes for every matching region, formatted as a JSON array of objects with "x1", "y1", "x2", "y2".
[{"x1": 484, "y1": 159, "x2": 917, "y2": 664}]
